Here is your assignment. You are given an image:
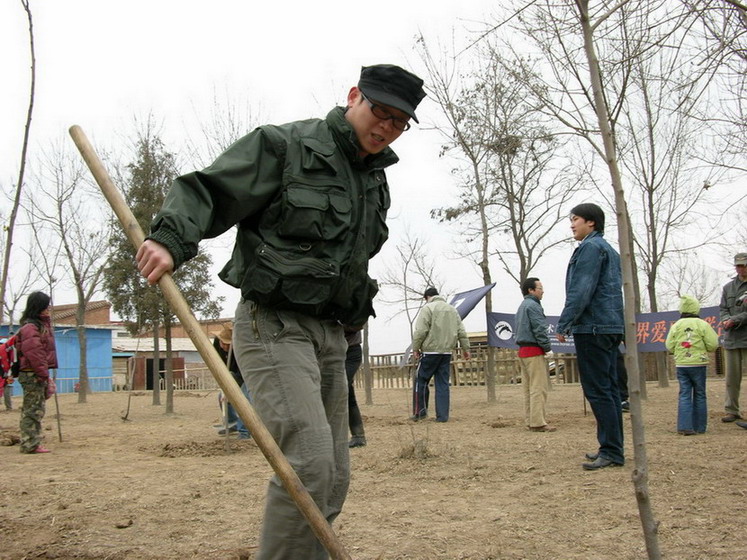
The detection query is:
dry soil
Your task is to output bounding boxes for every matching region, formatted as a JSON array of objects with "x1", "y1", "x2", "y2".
[{"x1": 1, "y1": 379, "x2": 745, "y2": 559}]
